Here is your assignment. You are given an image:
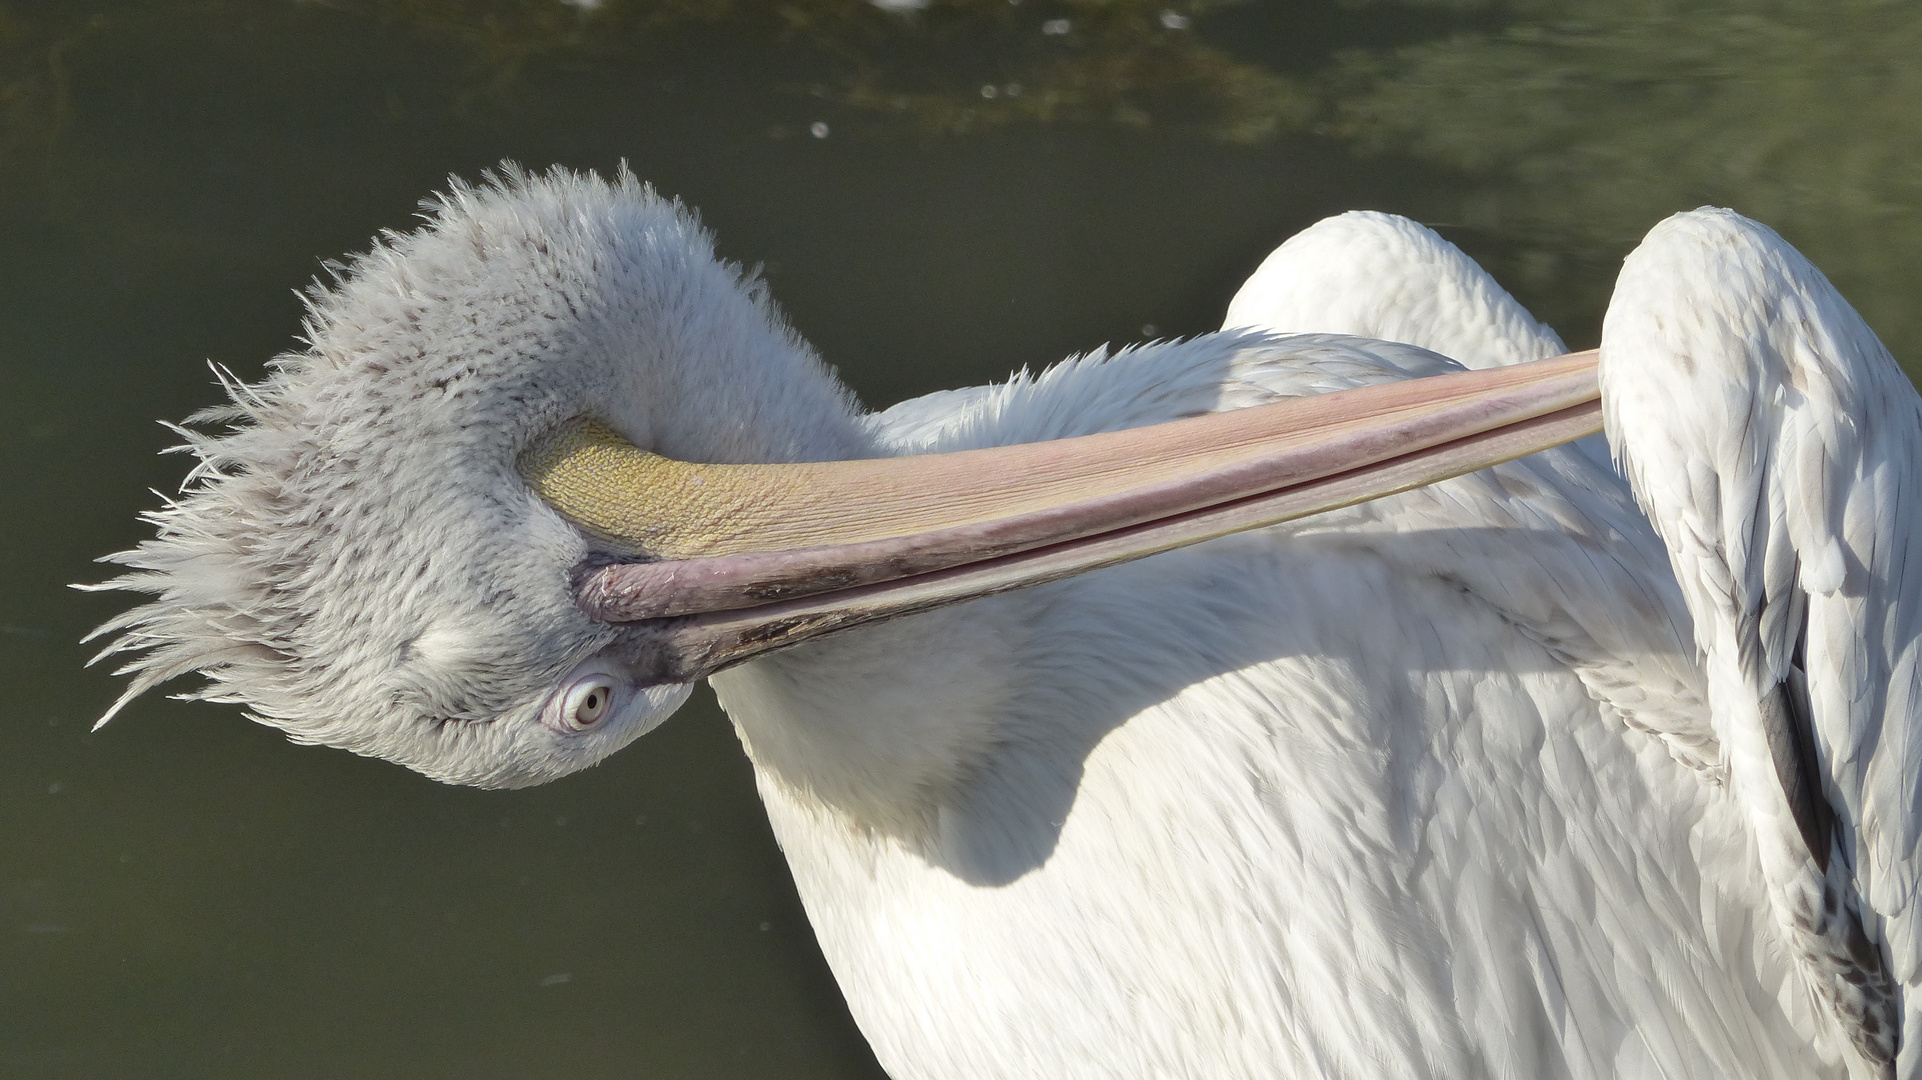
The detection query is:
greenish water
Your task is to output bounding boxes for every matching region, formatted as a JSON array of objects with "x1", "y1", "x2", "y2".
[{"x1": 2, "y1": 2, "x2": 1917, "y2": 1077}]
